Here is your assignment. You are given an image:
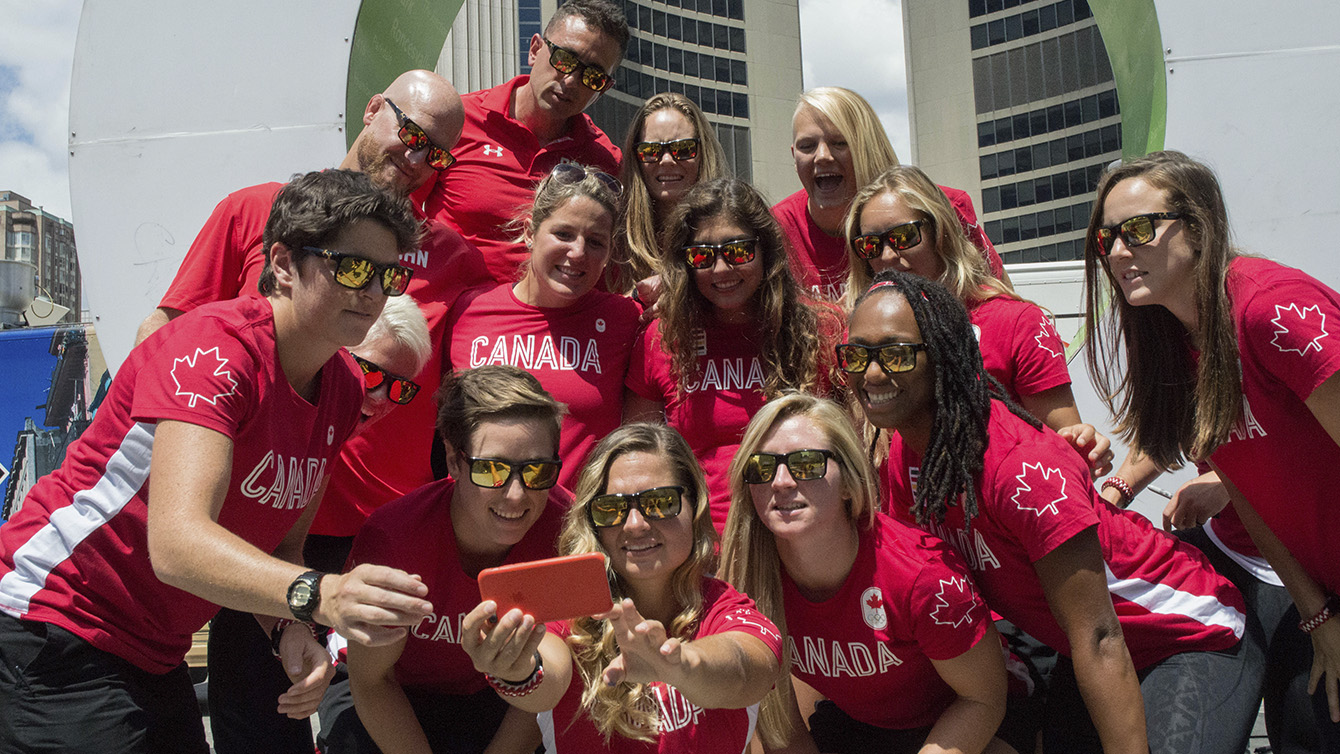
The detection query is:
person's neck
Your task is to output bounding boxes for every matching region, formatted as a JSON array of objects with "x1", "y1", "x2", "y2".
[
  {"x1": 777, "y1": 520, "x2": 860, "y2": 603},
  {"x1": 807, "y1": 199, "x2": 847, "y2": 237},
  {"x1": 512, "y1": 87, "x2": 570, "y2": 146},
  {"x1": 270, "y1": 296, "x2": 331, "y2": 401},
  {"x1": 450, "y1": 507, "x2": 510, "y2": 577},
  {"x1": 898, "y1": 423, "x2": 933, "y2": 457}
]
